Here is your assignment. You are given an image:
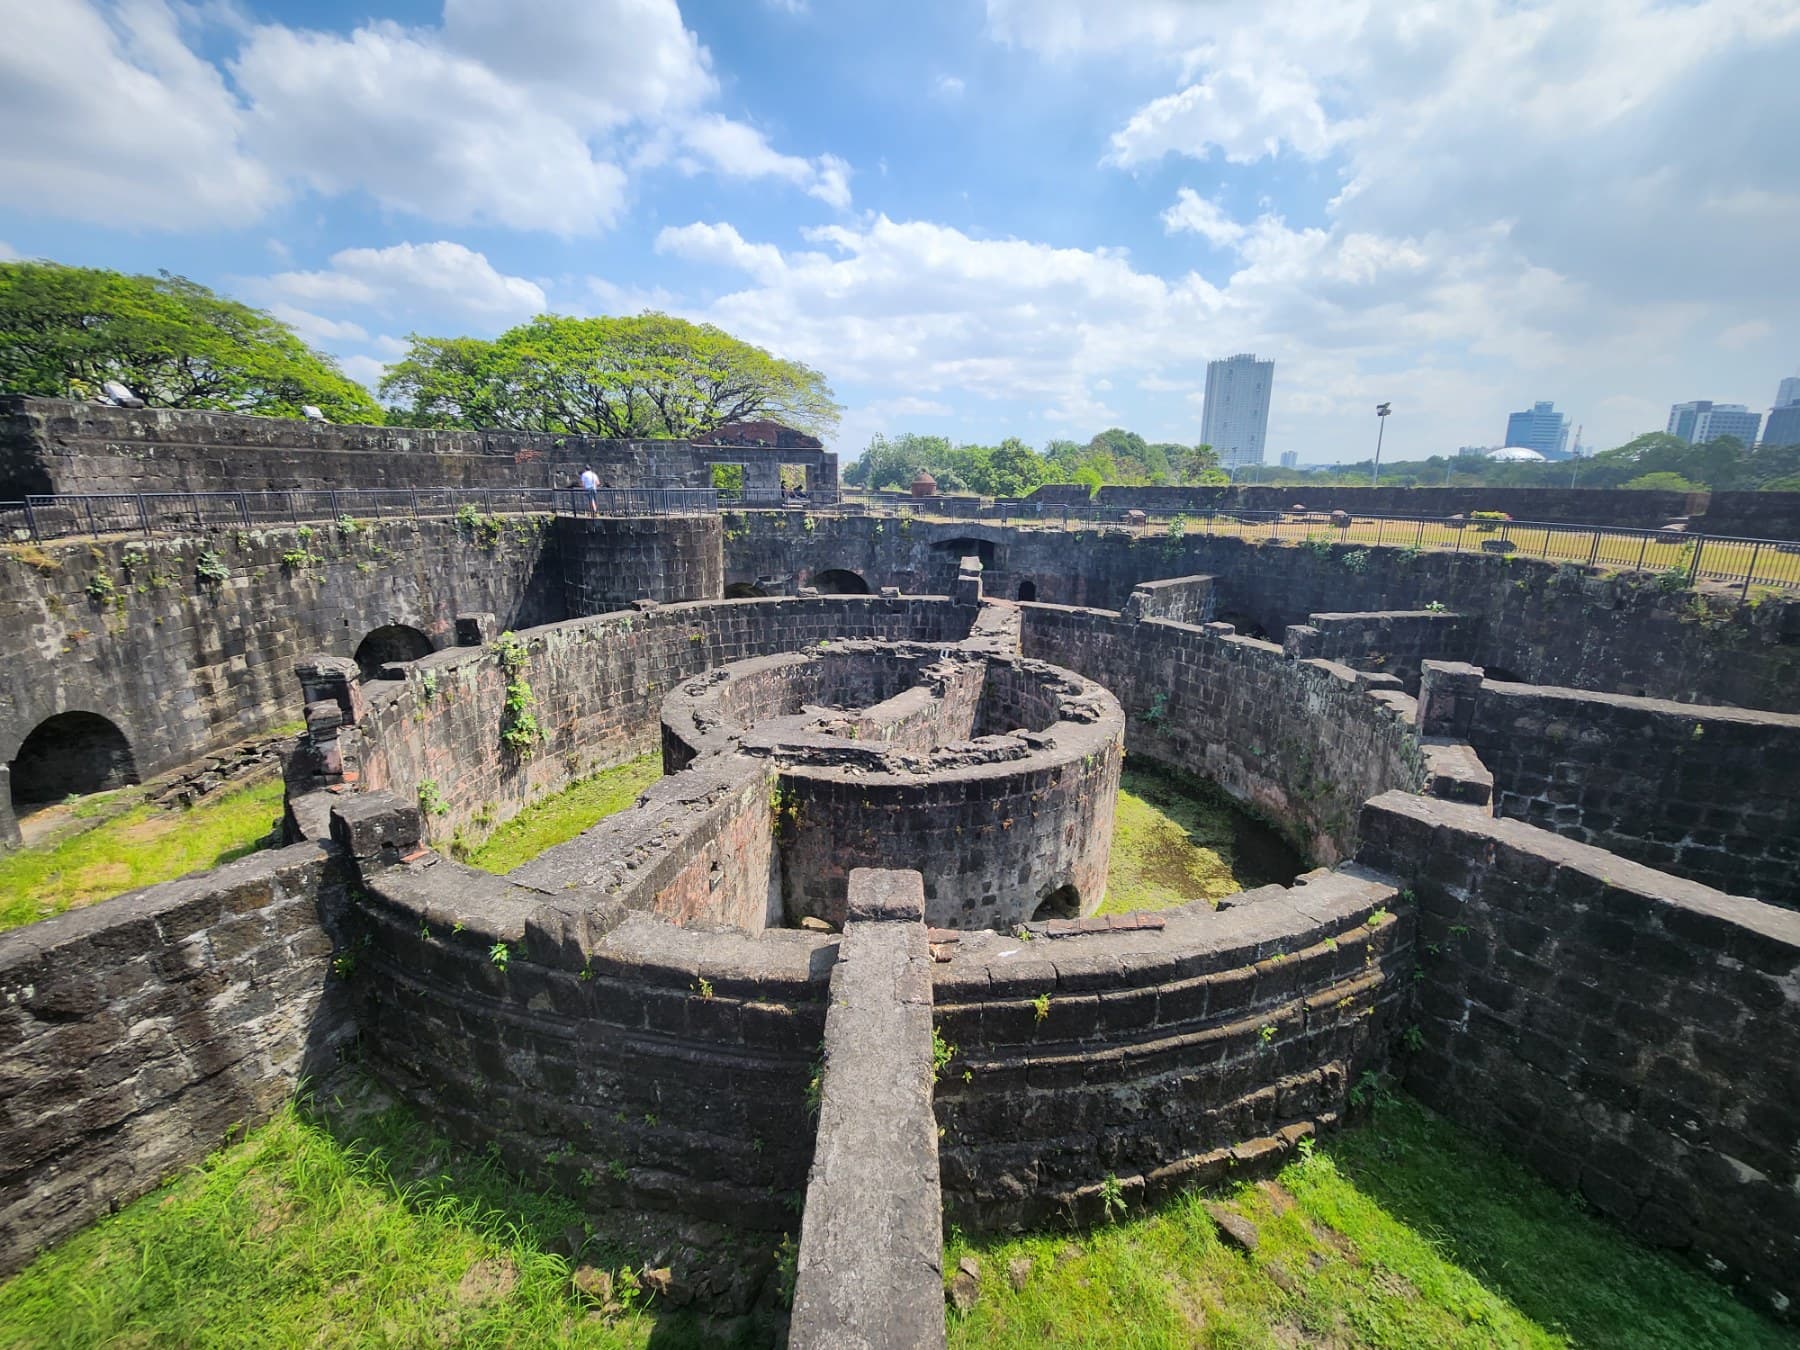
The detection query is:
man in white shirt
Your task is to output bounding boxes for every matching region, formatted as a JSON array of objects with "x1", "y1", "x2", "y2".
[{"x1": 578, "y1": 467, "x2": 600, "y2": 515}]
